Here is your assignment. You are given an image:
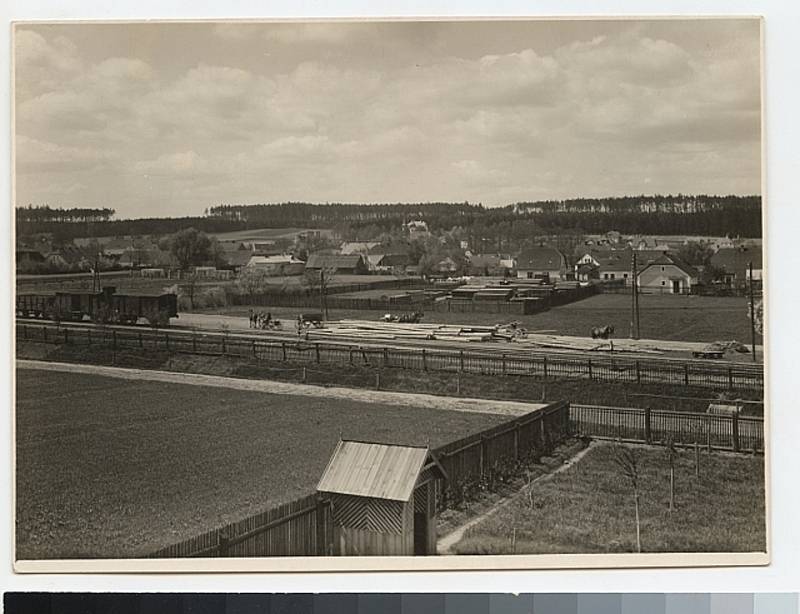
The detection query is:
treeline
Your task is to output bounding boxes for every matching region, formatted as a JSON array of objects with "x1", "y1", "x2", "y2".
[
  {"x1": 16, "y1": 215, "x2": 248, "y2": 243},
  {"x1": 16, "y1": 195, "x2": 762, "y2": 242},
  {"x1": 16, "y1": 205, "x2": 116, "y2": 224},
  {"x1": 208, "y1": 201, "x2": 482, "y2": 226}
]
